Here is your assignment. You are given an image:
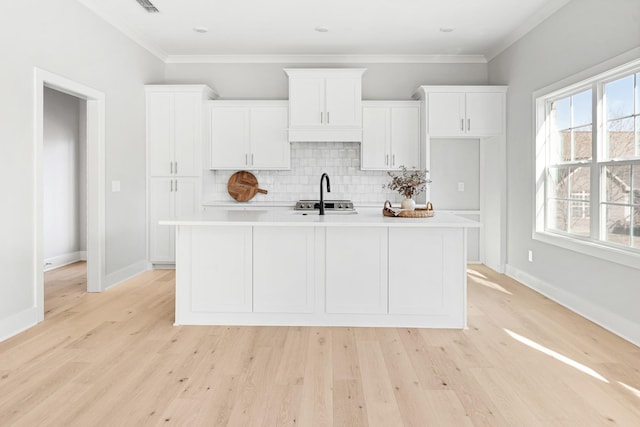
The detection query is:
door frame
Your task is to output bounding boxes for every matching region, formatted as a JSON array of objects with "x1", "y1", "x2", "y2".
[{"x1": 34, "y1": 68, "x2": 106, "y2": 322}]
